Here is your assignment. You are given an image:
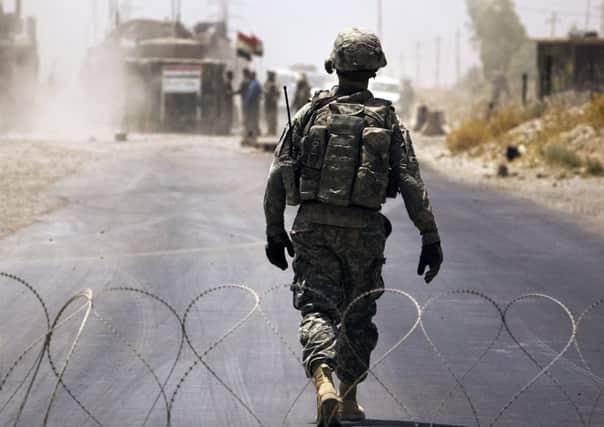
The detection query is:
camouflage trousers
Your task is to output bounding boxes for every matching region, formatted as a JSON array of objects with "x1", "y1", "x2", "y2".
[{"x1": 290, "y1": 219, "x2": 386, "y2": 384}]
